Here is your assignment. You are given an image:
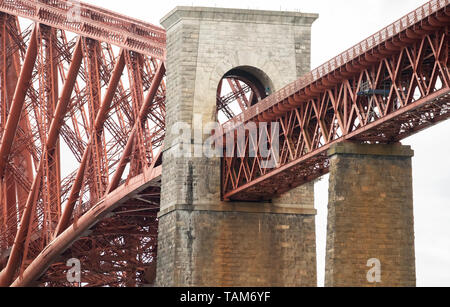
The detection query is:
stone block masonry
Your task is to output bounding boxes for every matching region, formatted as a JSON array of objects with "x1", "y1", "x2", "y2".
[
  {"x1": 156, "y1": 6, "x2": 319, "y2": 287},
  {"x1": 325, "y1": 142, "x2": 416, "y2": 287},
  {"x1": 157, "y1": 210, "x2": 317, "y2": 287}
]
